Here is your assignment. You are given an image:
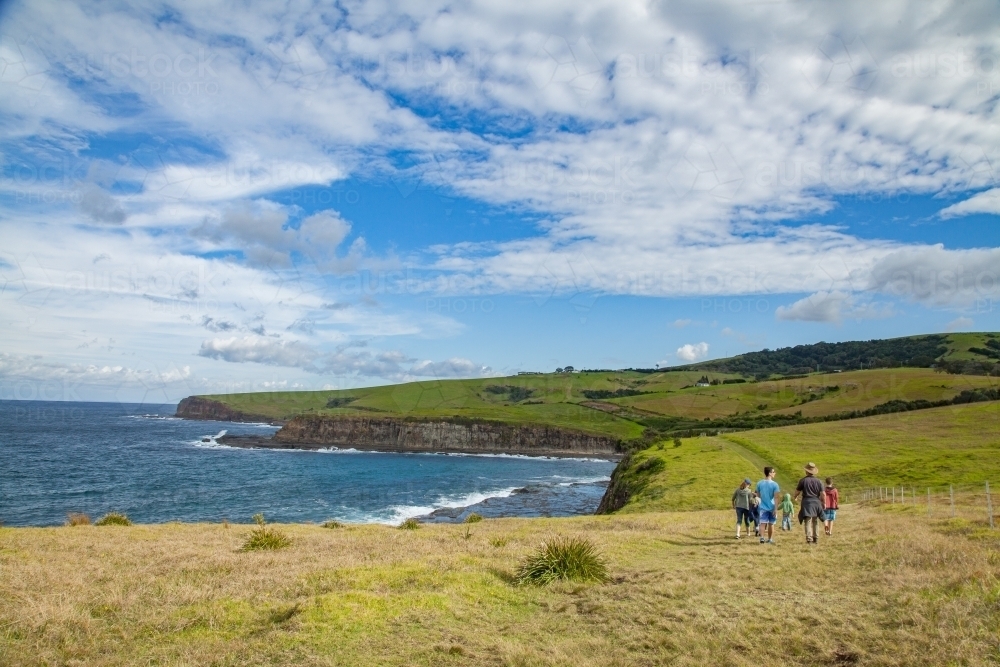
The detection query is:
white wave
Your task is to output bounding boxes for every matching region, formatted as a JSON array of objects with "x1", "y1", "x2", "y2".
[
  {"x1": 373, "y1": 486, "x2": 522, "y2": 525},
  {"x1": 417, "y1": 451, "x2": 614, "y2": 462},
  {"x1": 556, "y1": 476, "x2": 611, "y2": 486}
]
